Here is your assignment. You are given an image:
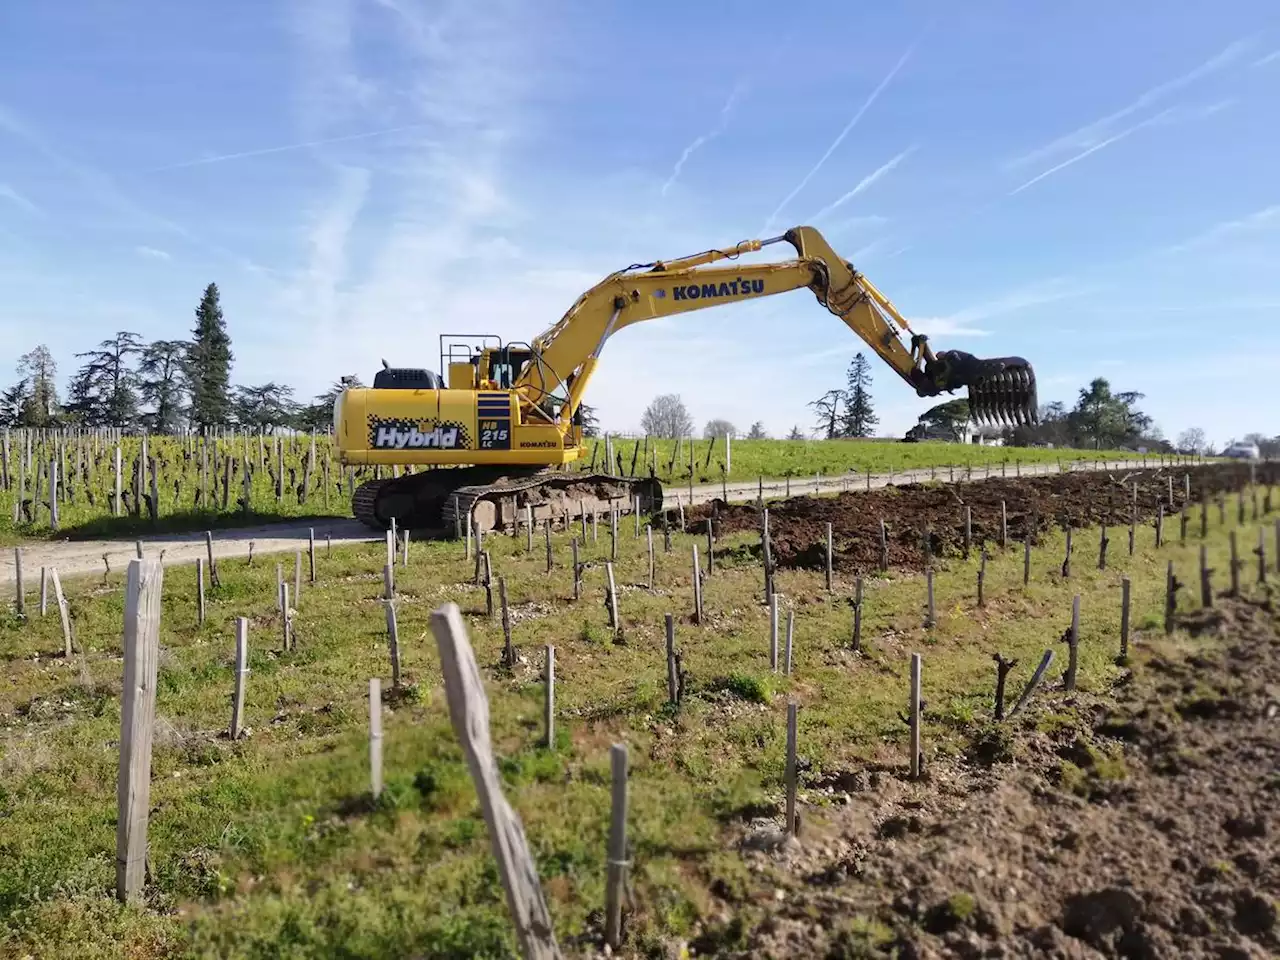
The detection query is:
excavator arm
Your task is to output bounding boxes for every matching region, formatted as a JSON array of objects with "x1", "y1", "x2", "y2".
[{"x1": 516, "y1": 225, "x2": 1038, "y2": 428}]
